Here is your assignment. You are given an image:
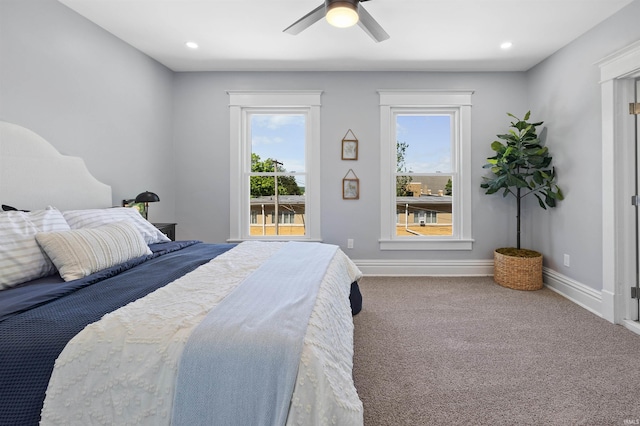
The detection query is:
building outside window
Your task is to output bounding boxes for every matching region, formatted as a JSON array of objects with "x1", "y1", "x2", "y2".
[
  {"x1": 413, "y1": 210, "x2": 437, "y2": 225},
  {"x1": 271, "y1": 211, "x2": 296, "y2": 224}
]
